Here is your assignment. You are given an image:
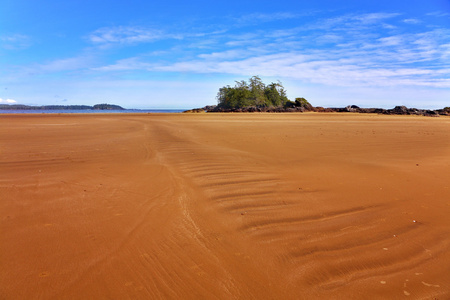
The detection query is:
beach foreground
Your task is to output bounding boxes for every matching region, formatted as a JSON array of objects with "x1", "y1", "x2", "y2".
[{"x1": 1, "y1": 113, "x2": 449, "y2": 299}]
